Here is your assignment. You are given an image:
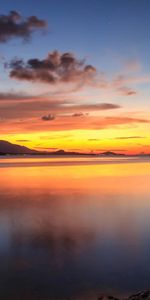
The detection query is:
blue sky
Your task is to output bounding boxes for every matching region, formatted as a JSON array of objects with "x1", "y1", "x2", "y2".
[{"x1": 1, "y1": 0, "x2": 150, "y2": 71}]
